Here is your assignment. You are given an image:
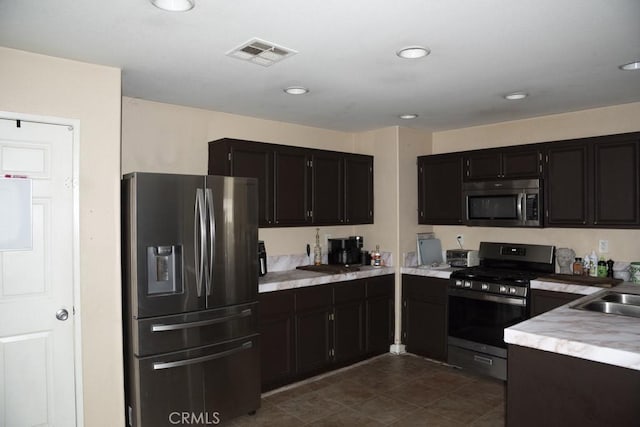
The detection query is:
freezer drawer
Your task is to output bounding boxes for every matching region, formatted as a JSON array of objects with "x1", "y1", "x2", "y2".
[
  {"x1": 129, "y1": 334, "x2": 261, "y2": 427},
  {"x1": 133, "y1": 302, "x2": 258, "y2": 357}
]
